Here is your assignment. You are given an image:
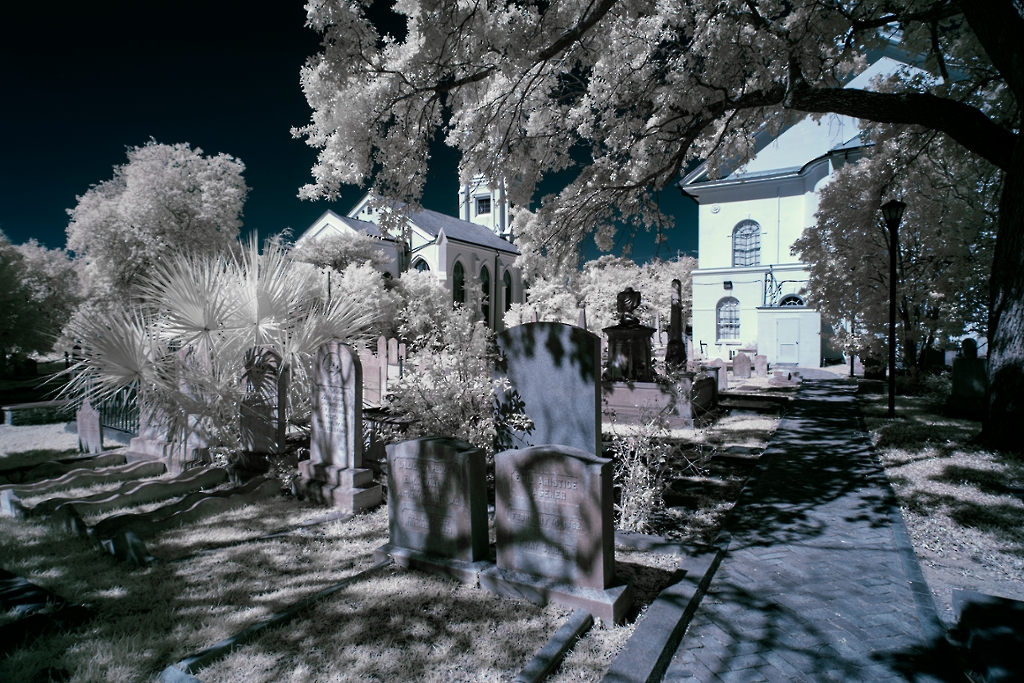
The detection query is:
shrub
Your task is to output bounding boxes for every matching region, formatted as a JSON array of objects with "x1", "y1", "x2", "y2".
[{"x1": 609, "y1": 407, "x2": 671, "y2": 533}]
